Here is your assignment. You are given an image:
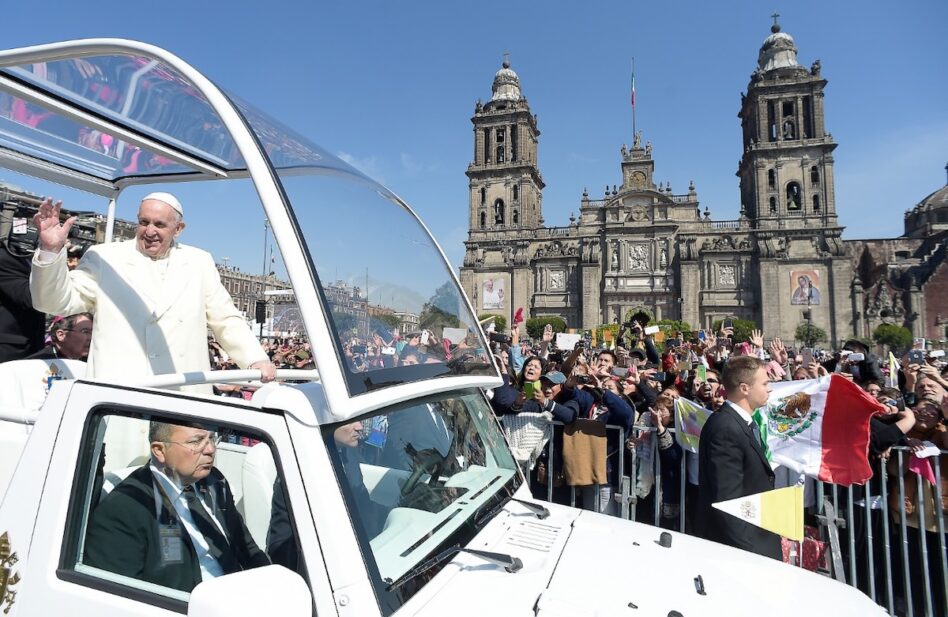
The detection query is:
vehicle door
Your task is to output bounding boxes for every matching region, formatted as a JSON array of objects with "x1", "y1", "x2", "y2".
[{"x1": 13, "y1": 381, "x2": 330, "y2": 616}]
